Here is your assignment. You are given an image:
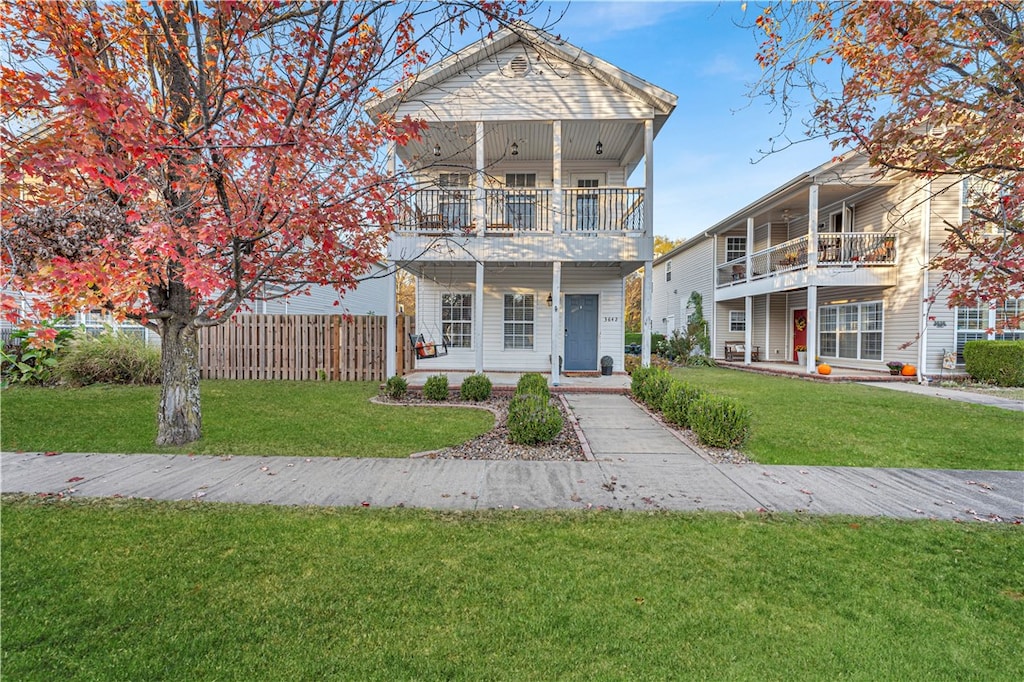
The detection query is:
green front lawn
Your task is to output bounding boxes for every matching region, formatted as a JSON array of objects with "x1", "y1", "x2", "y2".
[
  {"x1": 672, "y1": 367, "x2": 1023, "y2": 470},
  {"x1": 0, "y1": 381, "x2": 492, "y2": 458},
  {"x1": 3, "y1": 498, "x2": 1022, "y2": 680}
]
